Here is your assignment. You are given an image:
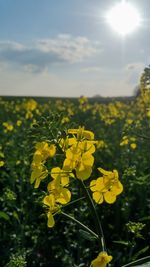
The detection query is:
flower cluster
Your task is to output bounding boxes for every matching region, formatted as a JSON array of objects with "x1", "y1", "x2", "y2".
[
  {"x1": 42, "y1": 127, "x2": 96, "y2": 227},
  {"x1": 43, "y1": 167, "x2": 71, "y2": 227},
  {"x1": 120, "y1": 135, "x2": 137, "y2": 149},
  {"x1": 62, "y1": 127, "x2": 96, "y2": 180},
  {"x1": 30, "y1": 141, "x2": 56, "y2": 188},
  {"x1": 30, "y1": 126, "x2": 123, "y2": 266},
  {"x1": 30, "y1": 127, "x2": 123, "y2": 229},
  {"x1": 90, "y1": 168, "x2": 123, "y2": 204},
  {"x1": 3, "y1": 122, "x2": 14, "y2": 132}
]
